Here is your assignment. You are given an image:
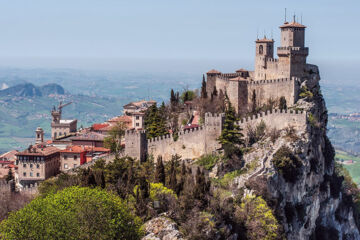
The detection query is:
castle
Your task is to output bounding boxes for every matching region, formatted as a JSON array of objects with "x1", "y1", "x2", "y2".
[
  {"x1": 206, "y1": 16, "x2": 319, "y2": 114},
  {"x1": 125, "y1": 17, "x2": 318, "y2": 162}
]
